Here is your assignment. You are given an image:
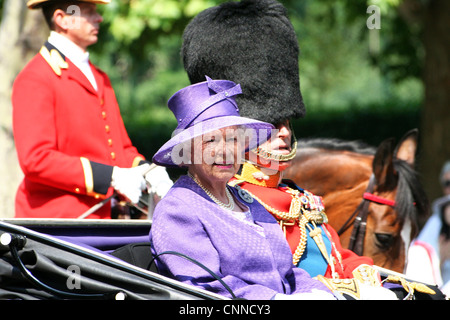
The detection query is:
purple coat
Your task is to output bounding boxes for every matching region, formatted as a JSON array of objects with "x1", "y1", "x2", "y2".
[{"x1": 150, "y1": 175, "x2": 330, "y2": 299}]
